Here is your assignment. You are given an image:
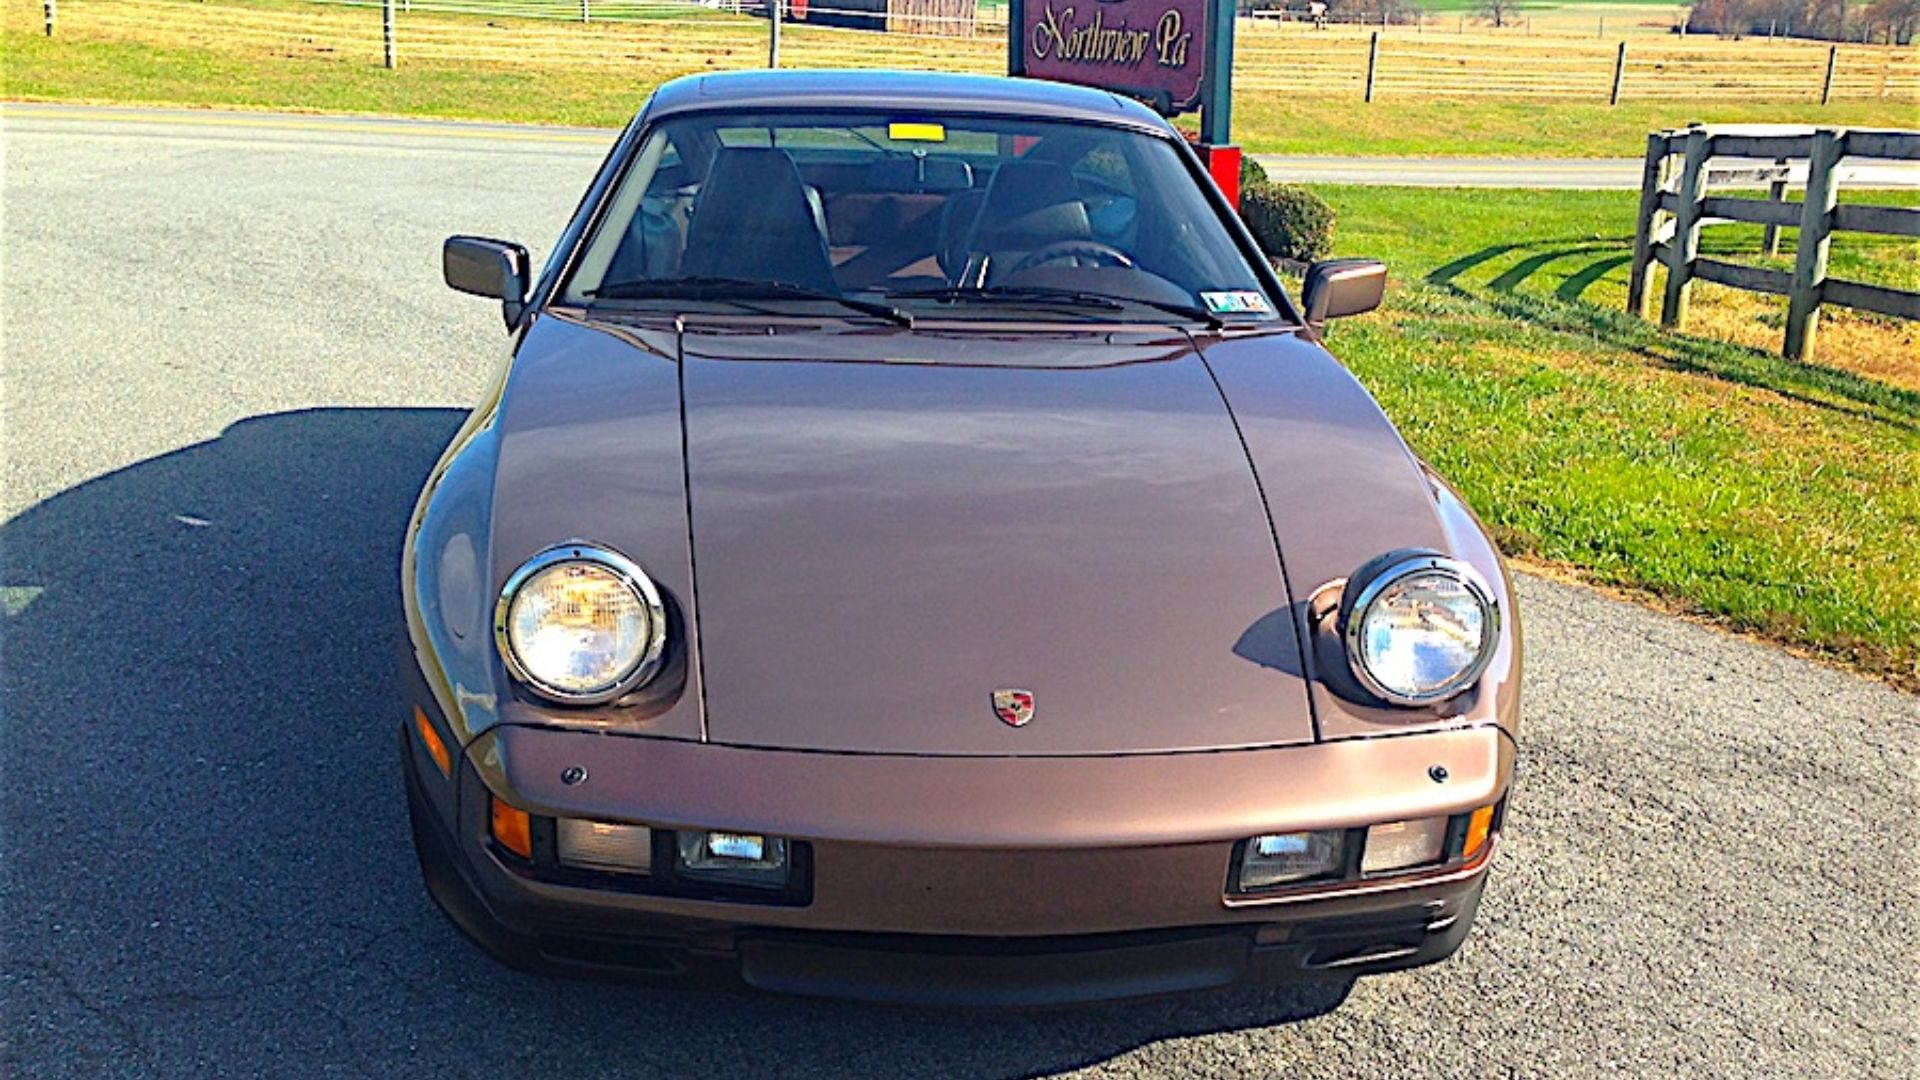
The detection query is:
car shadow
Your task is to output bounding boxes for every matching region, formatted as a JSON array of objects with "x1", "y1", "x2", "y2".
[{"x1": 0, "y1": 407, "x2": 1352, "y2": 1076}]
